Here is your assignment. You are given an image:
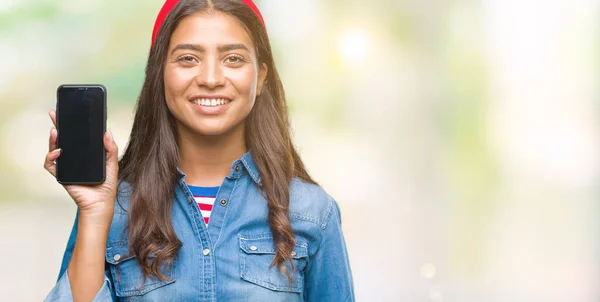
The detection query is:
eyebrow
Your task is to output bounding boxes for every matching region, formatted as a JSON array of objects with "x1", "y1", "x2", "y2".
[{"x1": 170, "y1": 43, "x2": 250, "y2": 55}]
